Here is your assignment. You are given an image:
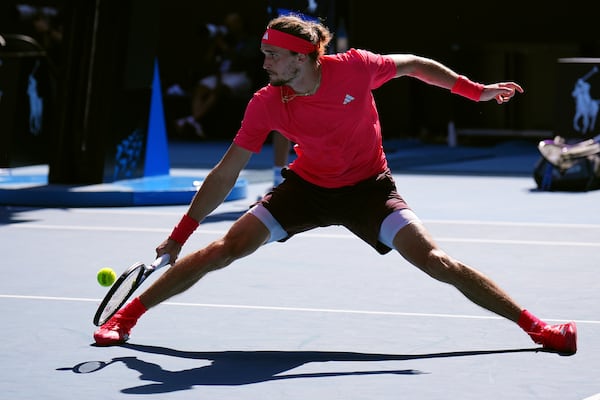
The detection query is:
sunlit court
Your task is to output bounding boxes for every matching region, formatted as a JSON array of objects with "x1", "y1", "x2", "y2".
[{"x1": 1, "y1": 1, "x2": 600, "y2": 399}]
